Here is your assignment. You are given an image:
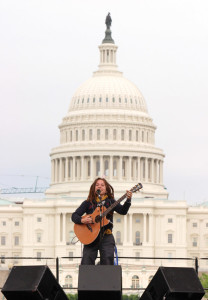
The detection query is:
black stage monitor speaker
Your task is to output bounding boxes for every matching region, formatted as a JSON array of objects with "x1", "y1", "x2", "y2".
[
  {"x1": 140, "y1": 266, "x2": 205, "y2": 300},
  {"x1": 78, "y1": 265, "x2": 122, "y2": 300},
  {"x1": 2, "y1": 265, "x2": 68, "y2": 300}
]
